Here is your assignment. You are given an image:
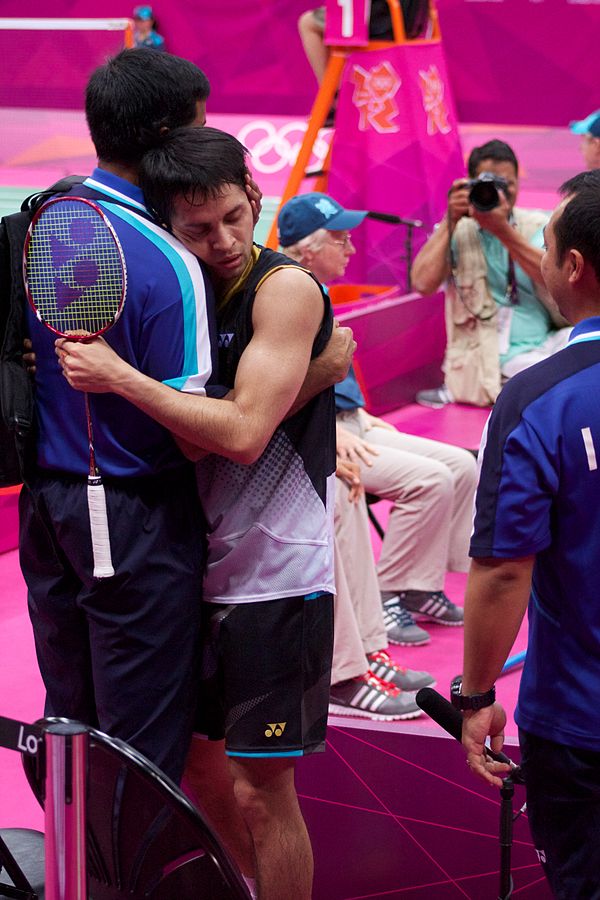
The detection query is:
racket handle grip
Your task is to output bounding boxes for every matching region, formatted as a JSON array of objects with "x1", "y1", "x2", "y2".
[{"x1": 87, "y1": 479, "x2": 115, "y2": 579}]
